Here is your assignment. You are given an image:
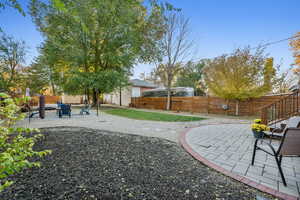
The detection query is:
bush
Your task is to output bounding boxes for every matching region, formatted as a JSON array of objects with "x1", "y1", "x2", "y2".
[{"x1": 0, "y1": 93, "x2": 51, "y2": 192}]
